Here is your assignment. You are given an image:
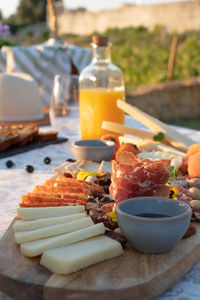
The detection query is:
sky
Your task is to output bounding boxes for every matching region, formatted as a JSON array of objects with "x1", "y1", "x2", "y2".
[{"x1": 0, "y1": 0, "x2": 188, "y2": 18}]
